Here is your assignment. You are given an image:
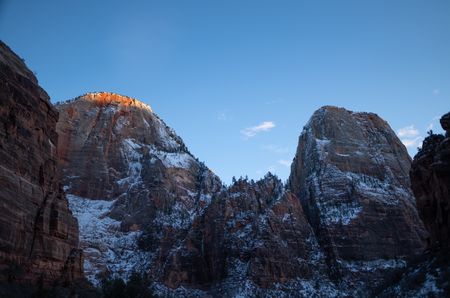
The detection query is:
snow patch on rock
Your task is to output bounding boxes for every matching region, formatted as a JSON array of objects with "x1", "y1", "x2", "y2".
[
  {"x1": 321, "y1": 201, "x2": 363, "y2": 225},
  {"x1": 338, "y1": 258, "x2": 406, "y2": 273},
  {"x1": 121, "y1": 139, "x2": 143, "y2": 187},
  {"x1": 67, "y1": 194, "x2": 149, "y2": 285},
  {"x1": 153, "y1": 117, "x2": 180, "y2": 150},
  {"x1": 122, "y1": 138, "x2": 194, "y2": 171},
  {"x1": 151, "y1": 150, "x2": 194, "y2": 169}
]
